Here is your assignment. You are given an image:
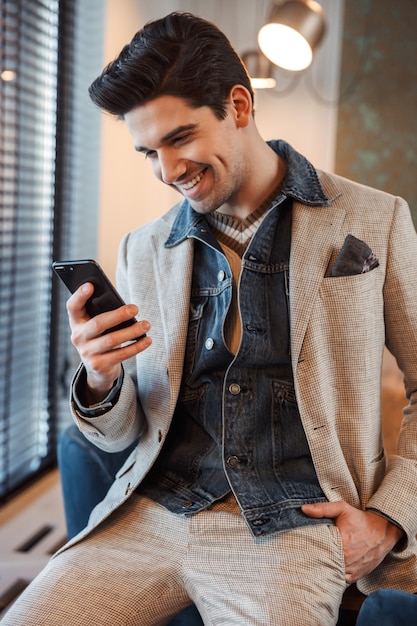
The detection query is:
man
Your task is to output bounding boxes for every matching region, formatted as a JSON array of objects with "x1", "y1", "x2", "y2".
[{"x1": 3, "y1": 11, "x2": 417, "y2": 626}]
